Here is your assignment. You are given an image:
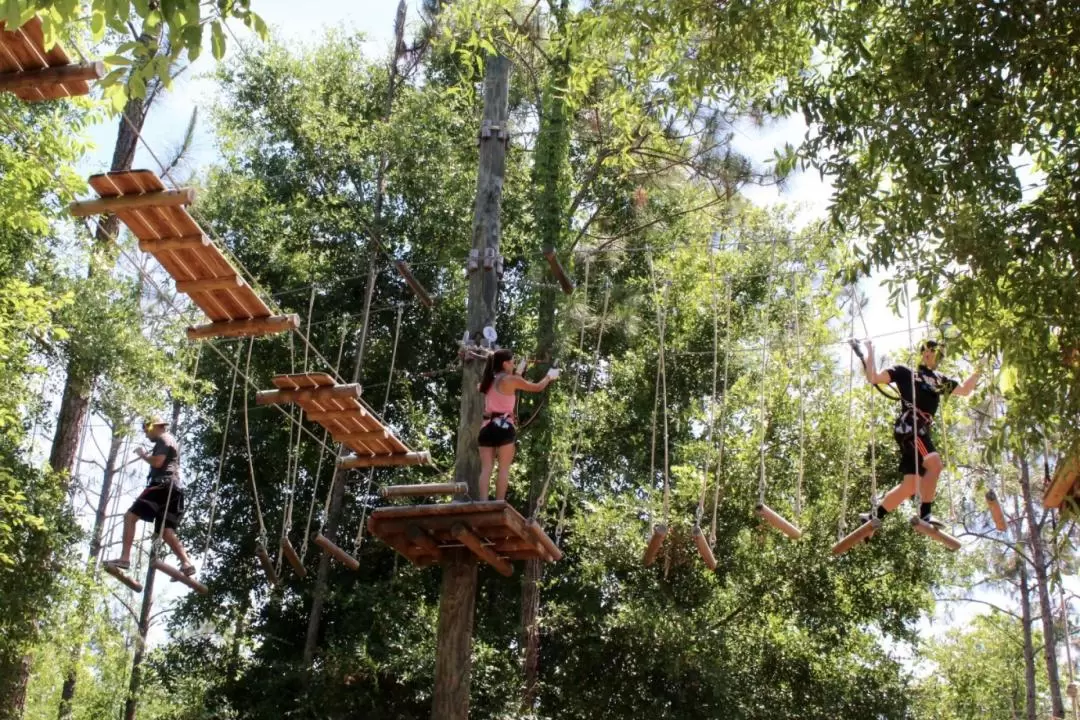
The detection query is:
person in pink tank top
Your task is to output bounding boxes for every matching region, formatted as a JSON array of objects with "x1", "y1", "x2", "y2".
[{"x1": 477, "y1": 348, "x2": 558, "y2": 500}]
